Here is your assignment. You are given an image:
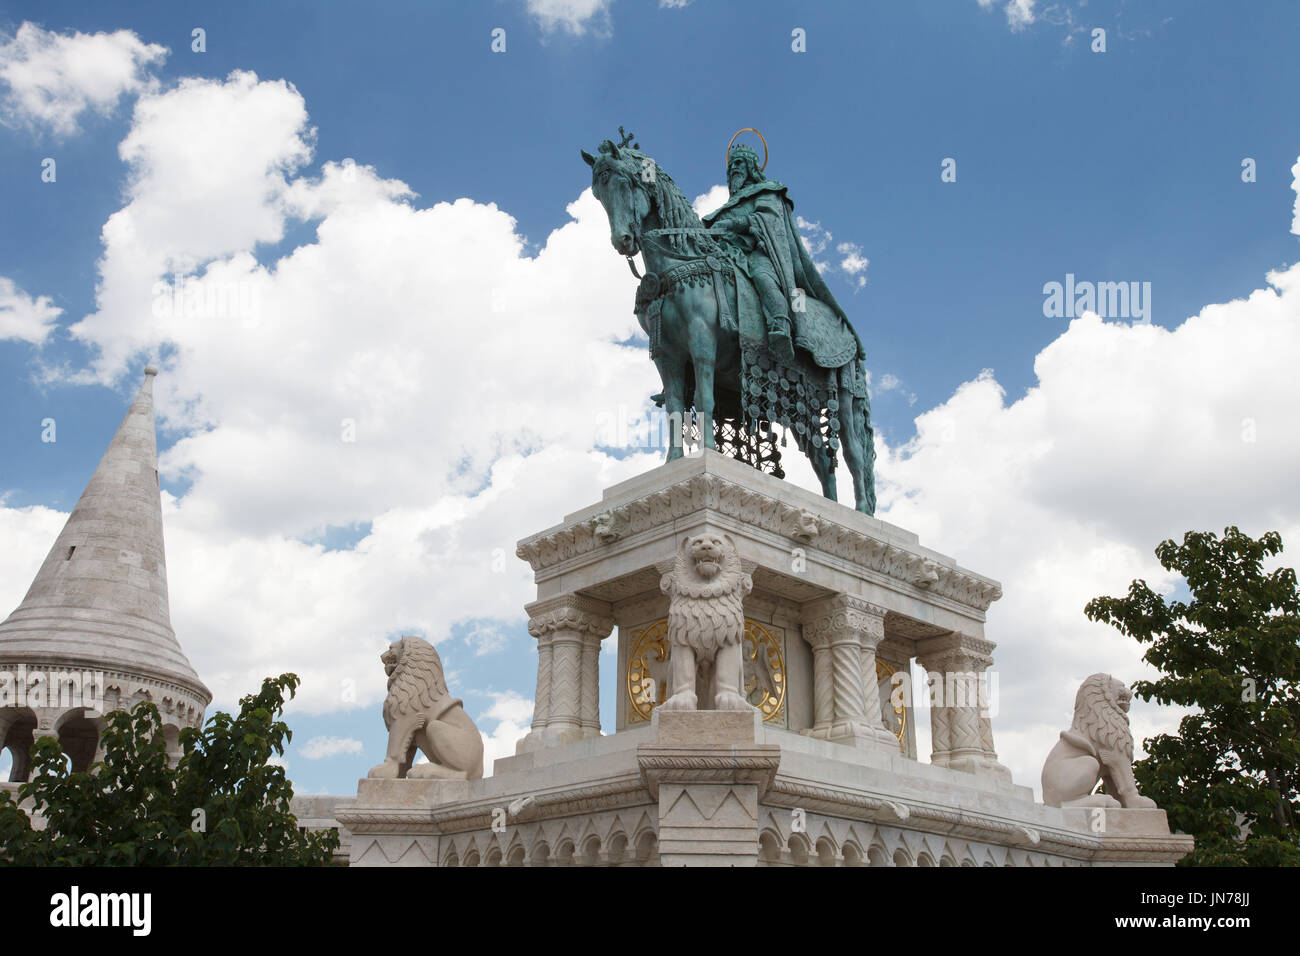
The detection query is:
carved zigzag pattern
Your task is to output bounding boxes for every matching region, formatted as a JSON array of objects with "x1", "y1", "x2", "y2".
[
  {"x1": 664, "y1": 786, "x2": 755, "y2": 825},
  {"x1": 550, "y1": 642, "x2": 580, "y2": 722},
  {"x1": 354, "y1": 837, "x2": 433, "y2": 866}
]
